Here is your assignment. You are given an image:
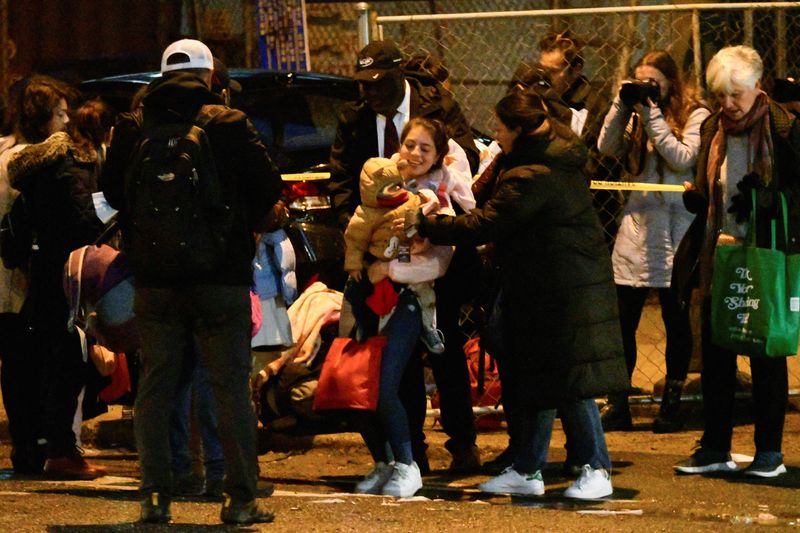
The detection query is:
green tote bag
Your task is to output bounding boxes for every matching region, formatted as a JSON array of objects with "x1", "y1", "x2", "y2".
[{"x1": 711, "y1": 192, "x2": 800, "y2": 357}]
